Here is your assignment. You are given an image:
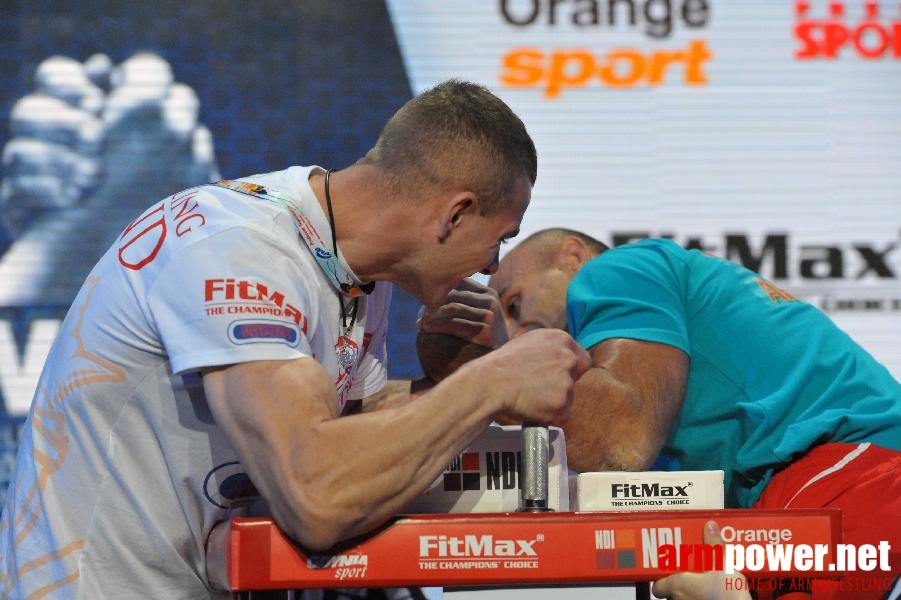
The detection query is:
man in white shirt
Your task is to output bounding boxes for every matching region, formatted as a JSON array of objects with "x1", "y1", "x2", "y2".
[{"x1": 0, "y1": 80, "x2": 591, "y2": 598}]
